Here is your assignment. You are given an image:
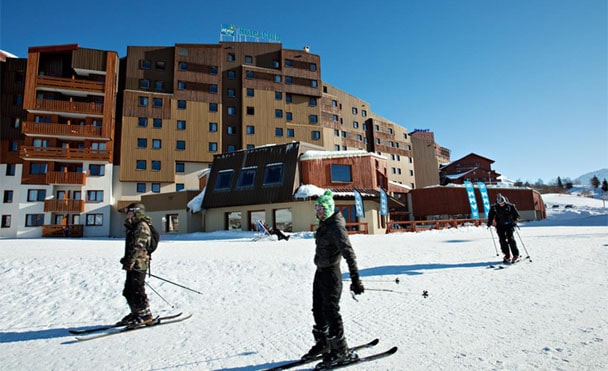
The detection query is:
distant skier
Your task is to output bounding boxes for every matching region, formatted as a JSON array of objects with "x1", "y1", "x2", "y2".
[
  {"x1": 487, "y1": 194, "x2": 520, "y2": 263},
  {"x1": 118, "y1": 202, "x2": 155, "y2": 328},
  {"x1": 302, "y1": 190, "x2": 365, "y2": 368}
]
